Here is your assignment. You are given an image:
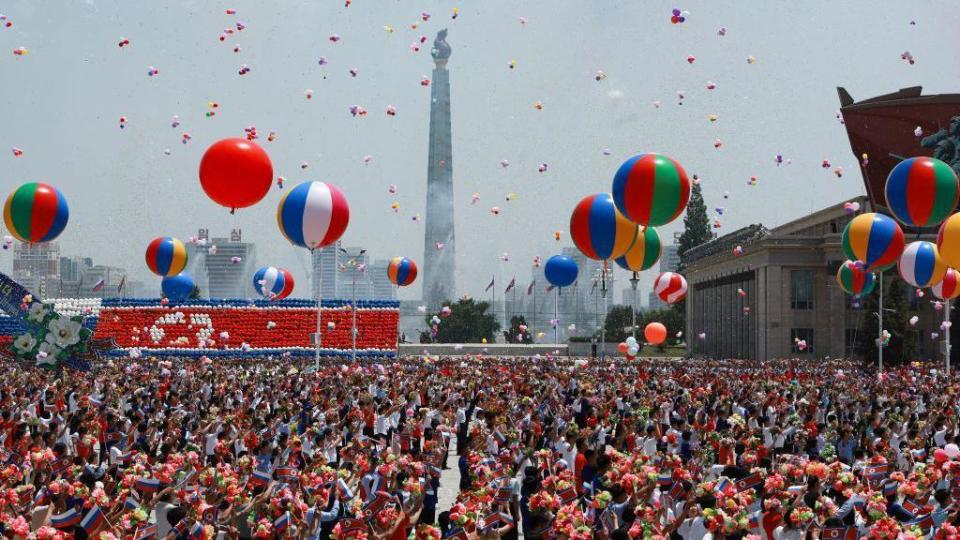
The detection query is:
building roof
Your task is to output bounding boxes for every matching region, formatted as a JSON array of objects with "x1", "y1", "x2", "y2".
[{"x1": 682, "y1": 195, "x2": 870, "y2": 266}]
